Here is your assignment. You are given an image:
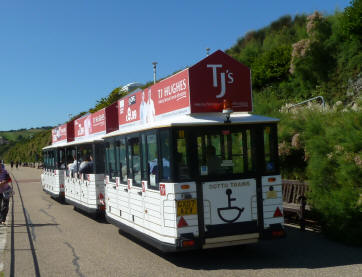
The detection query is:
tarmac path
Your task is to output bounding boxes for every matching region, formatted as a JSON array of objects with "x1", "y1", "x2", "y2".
[{"x1": 0, "y1": 166, "x2": 361, "y2": 277}]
